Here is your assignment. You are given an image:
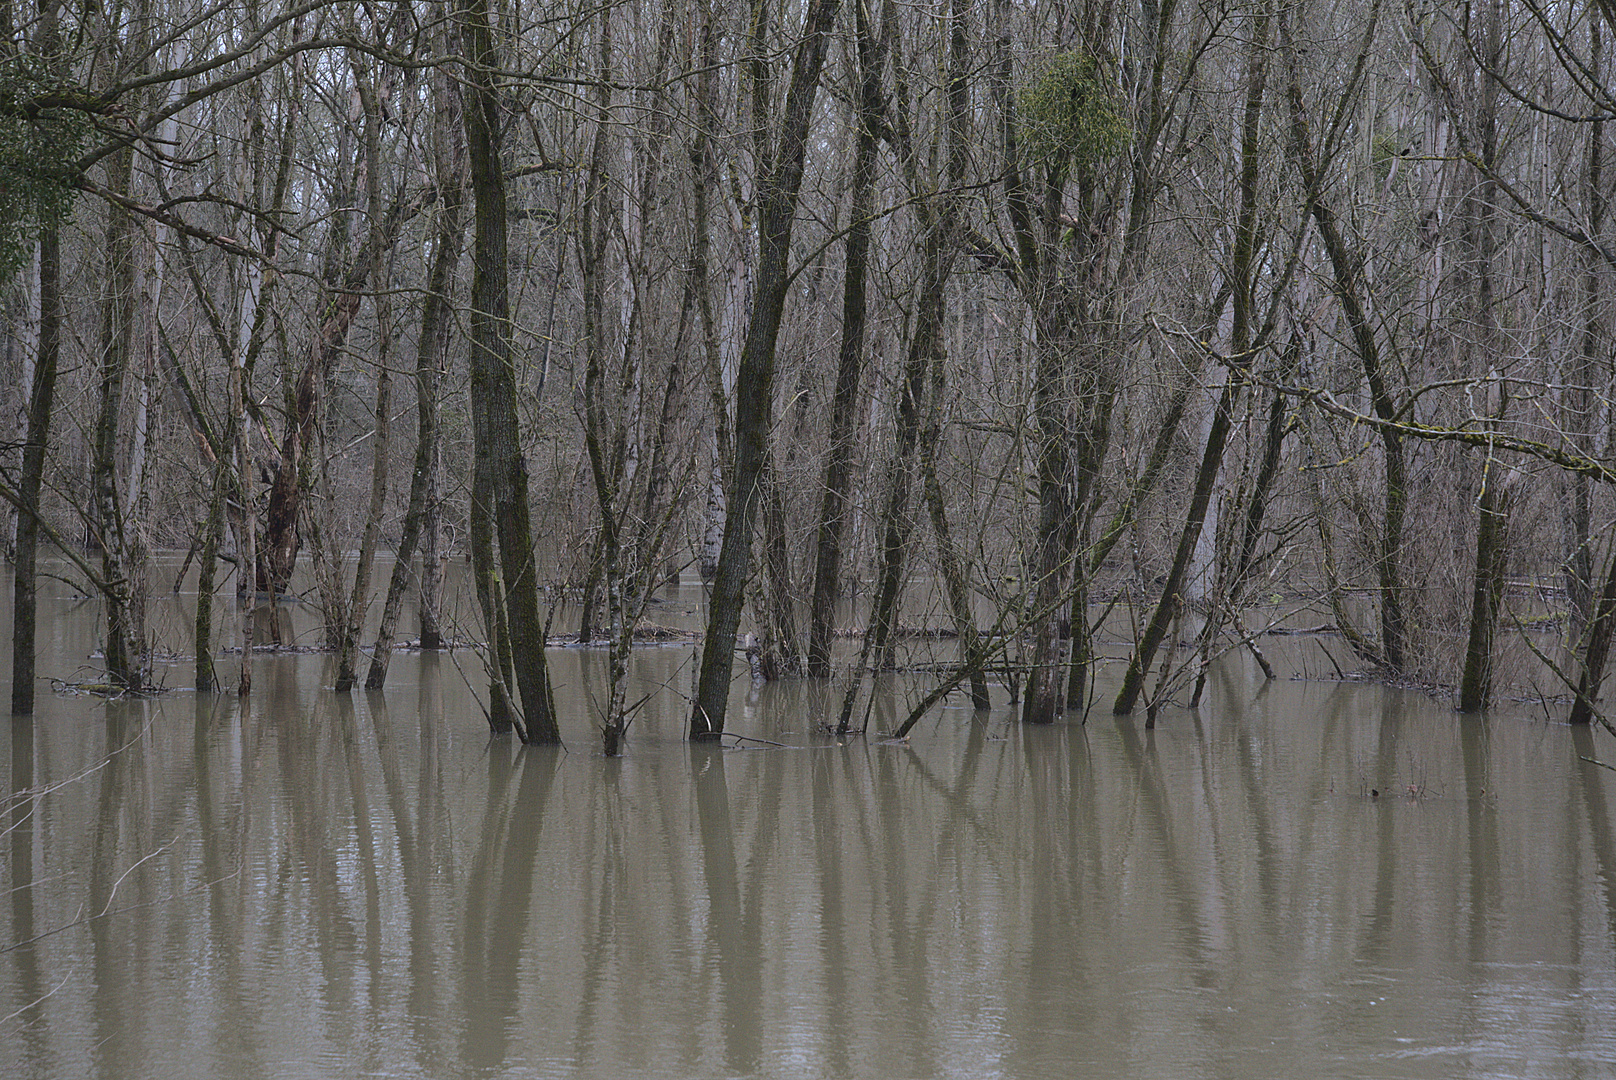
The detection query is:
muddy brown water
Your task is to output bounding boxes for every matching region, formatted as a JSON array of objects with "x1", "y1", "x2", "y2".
[{"x1": 4, "y1": 565, "x2": 1616, "y2": 1079}]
